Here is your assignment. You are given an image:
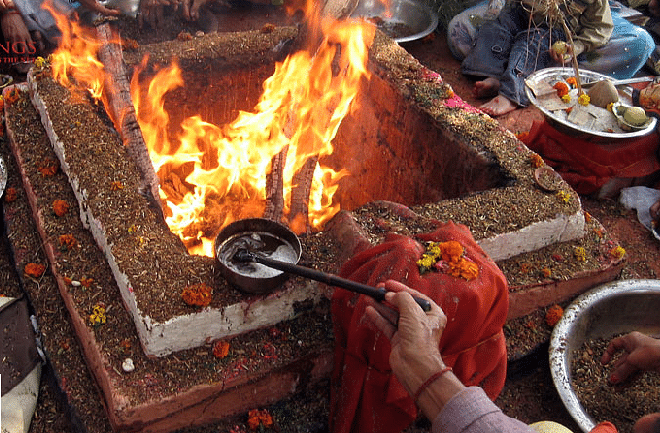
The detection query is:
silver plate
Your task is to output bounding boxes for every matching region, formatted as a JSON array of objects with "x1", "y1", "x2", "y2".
[
  {"x1": 525, "y1": 67, "x2": 657, "y2": 142},
  {"x1": 351, "y1": 0, "x2": 439, "y2": 43},
  {"x1": 549, "y1": 279, "x2": 660, "y2": 433},
  {"x1": 0, "y1": 155, "x2": 7, "y2": 199}
]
